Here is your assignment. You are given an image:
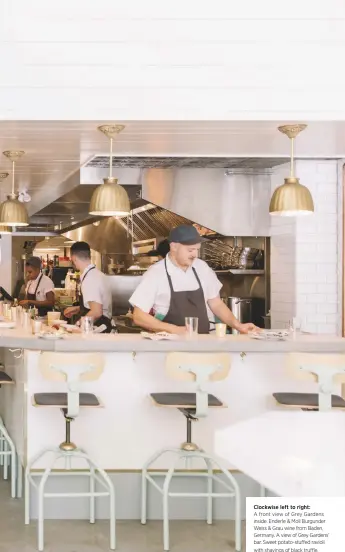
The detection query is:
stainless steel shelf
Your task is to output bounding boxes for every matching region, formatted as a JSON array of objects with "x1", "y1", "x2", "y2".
[{"x1": 215, "y1": 269, "x2": 265, "y2": 275}]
